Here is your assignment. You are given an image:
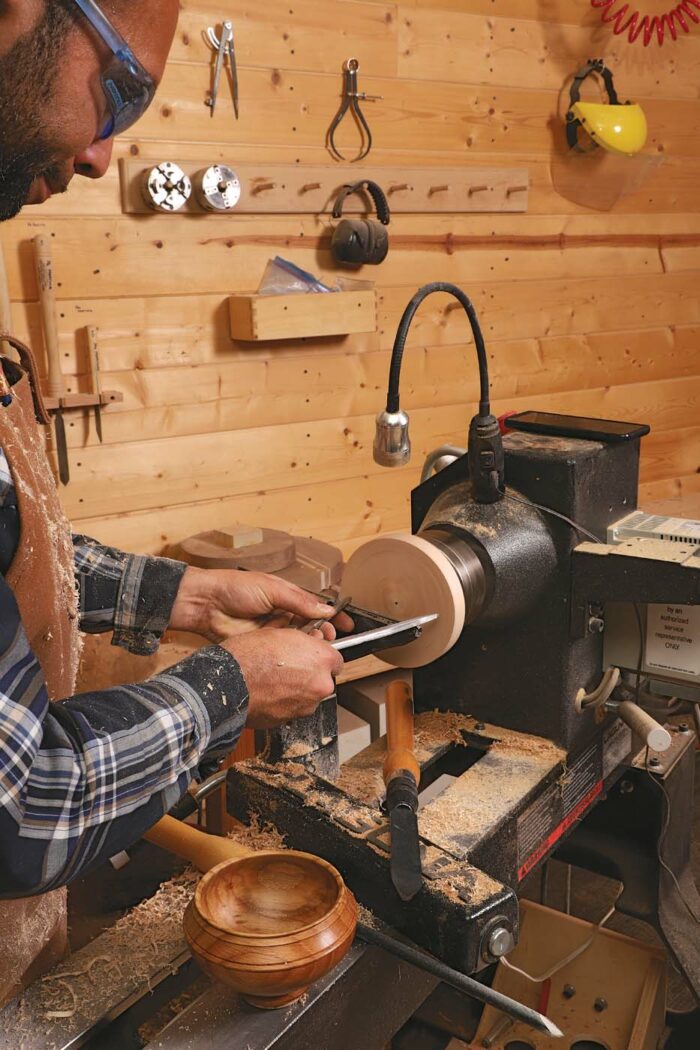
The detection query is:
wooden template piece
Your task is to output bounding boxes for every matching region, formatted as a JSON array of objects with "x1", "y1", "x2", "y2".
[{"x1": 341, "y1": 532, "x2": 465, "y2": 668}]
